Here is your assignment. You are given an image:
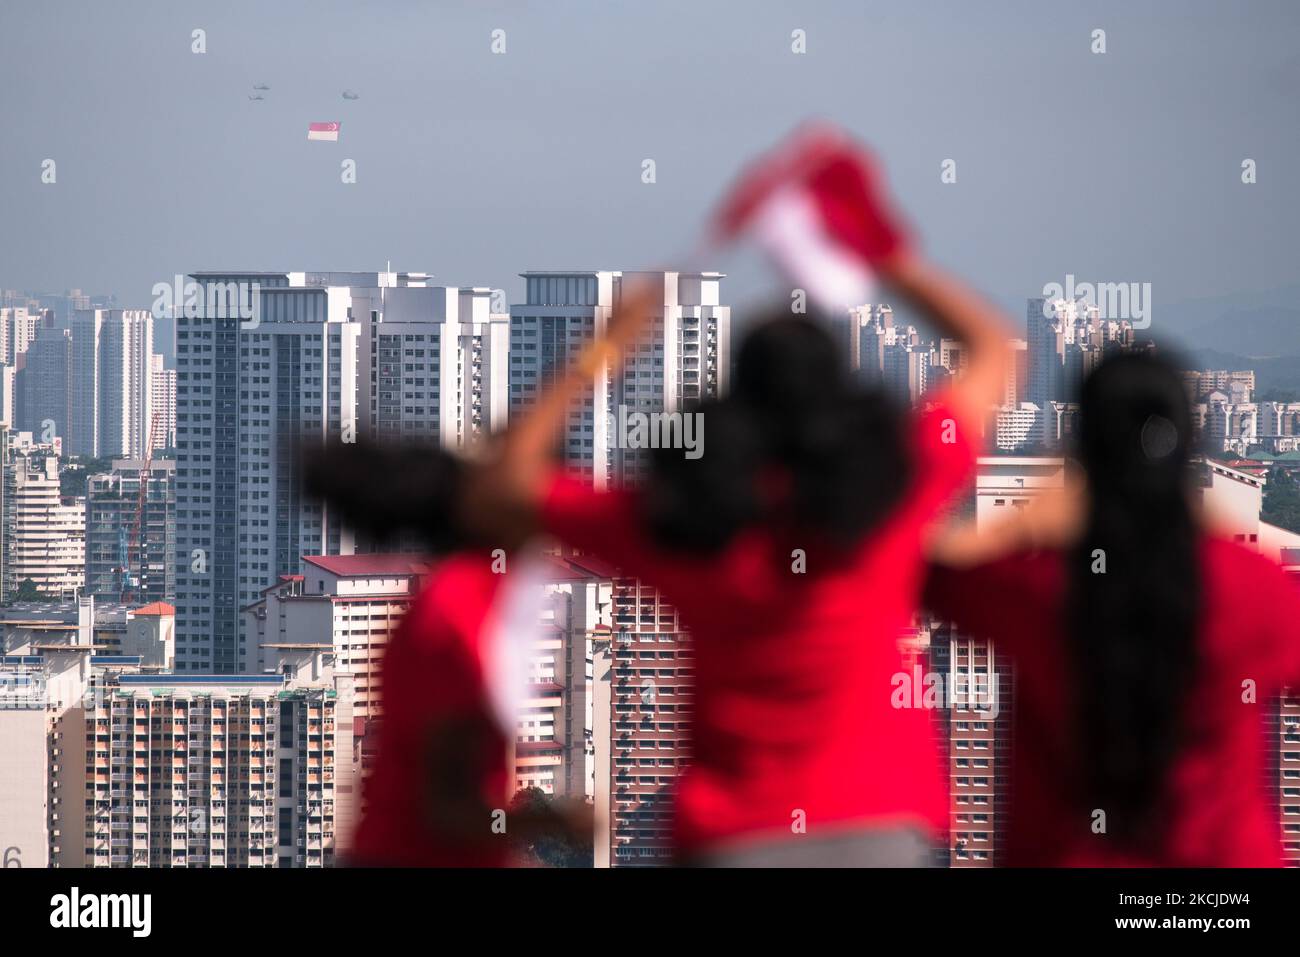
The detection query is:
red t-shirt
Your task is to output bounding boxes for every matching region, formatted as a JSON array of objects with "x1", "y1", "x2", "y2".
[
  {"x1": 351, "y1": 553, "x2": 510, "y2": 867},
  {"x1": 925, "y1": 540, "x2": 1300, "y2": 866},
  {"x1": 542, "y1": 399, "x2": 975, "y2": 853}
]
